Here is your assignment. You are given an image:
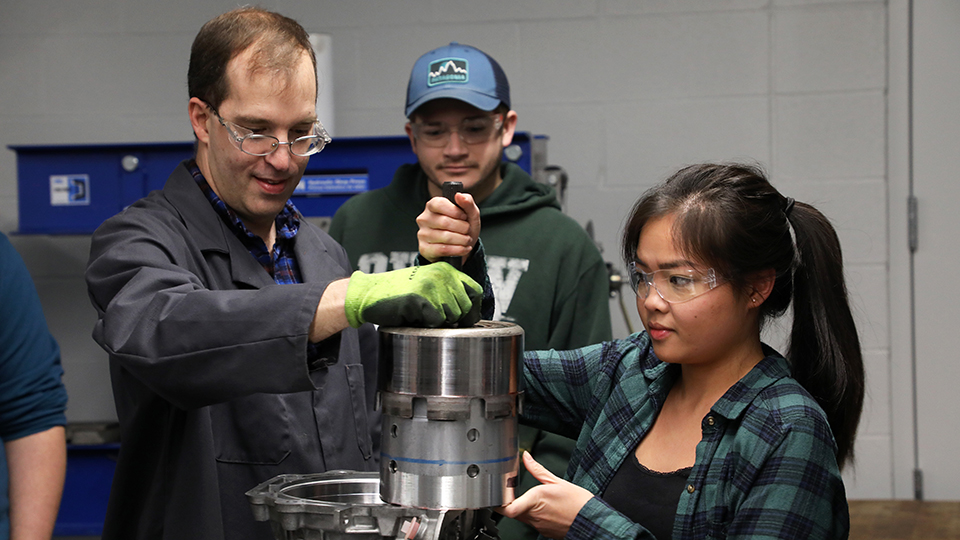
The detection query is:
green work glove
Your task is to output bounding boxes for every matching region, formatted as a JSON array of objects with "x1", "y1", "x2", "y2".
[{"x1": 344, "y1": 263, "x2": 482, "y2": 328}]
